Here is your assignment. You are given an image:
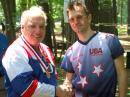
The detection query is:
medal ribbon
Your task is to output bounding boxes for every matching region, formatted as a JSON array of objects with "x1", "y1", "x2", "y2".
[{"x1": 21, "y1": 36, "x2": 51, "y2": 77}]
